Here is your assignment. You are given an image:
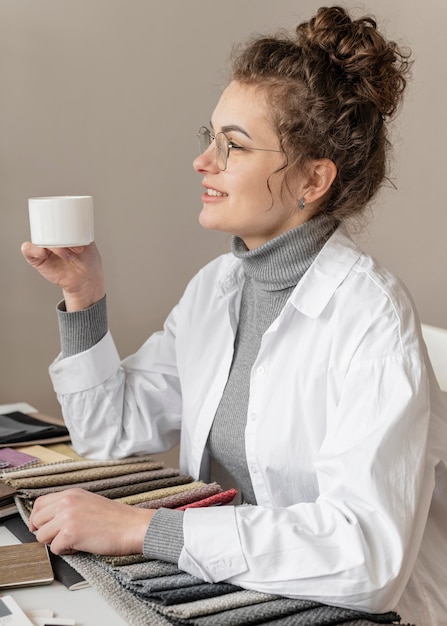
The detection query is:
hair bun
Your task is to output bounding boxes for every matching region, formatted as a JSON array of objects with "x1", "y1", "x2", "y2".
[{"x1": 296, "y1": 6, "x2": 411, "y2": 117}]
